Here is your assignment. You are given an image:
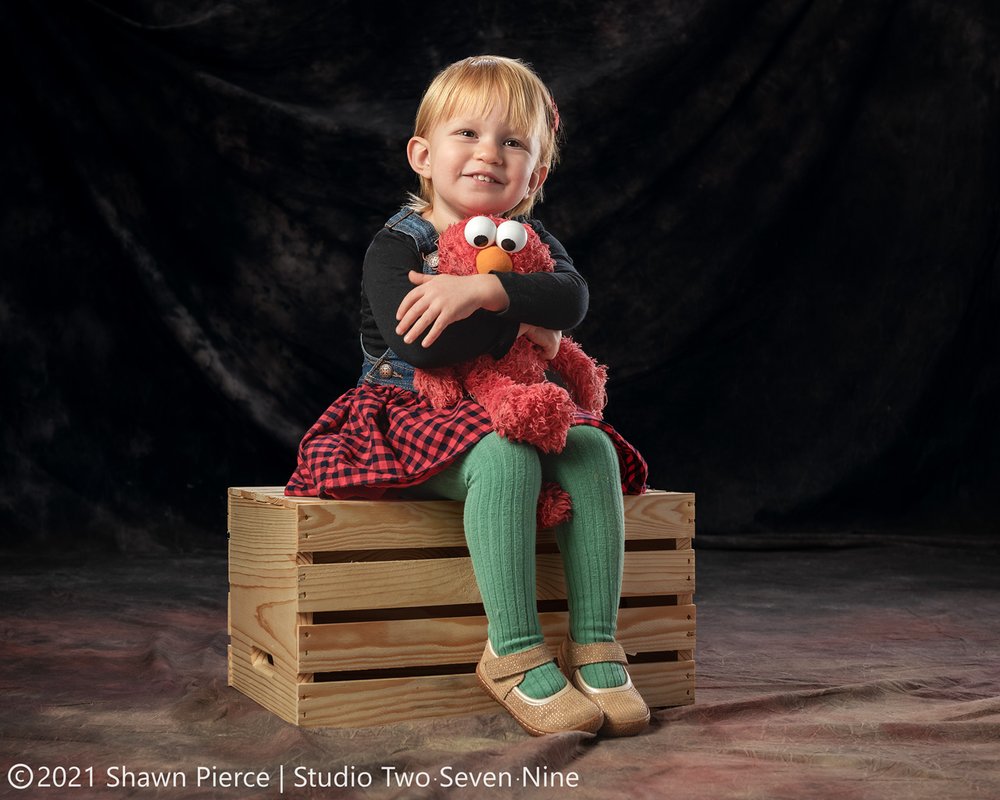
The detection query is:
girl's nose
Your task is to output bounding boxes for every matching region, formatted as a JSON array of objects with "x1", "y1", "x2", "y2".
[{"x1": 476, "y1": 139, "x2": 502, "y2": 163}]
